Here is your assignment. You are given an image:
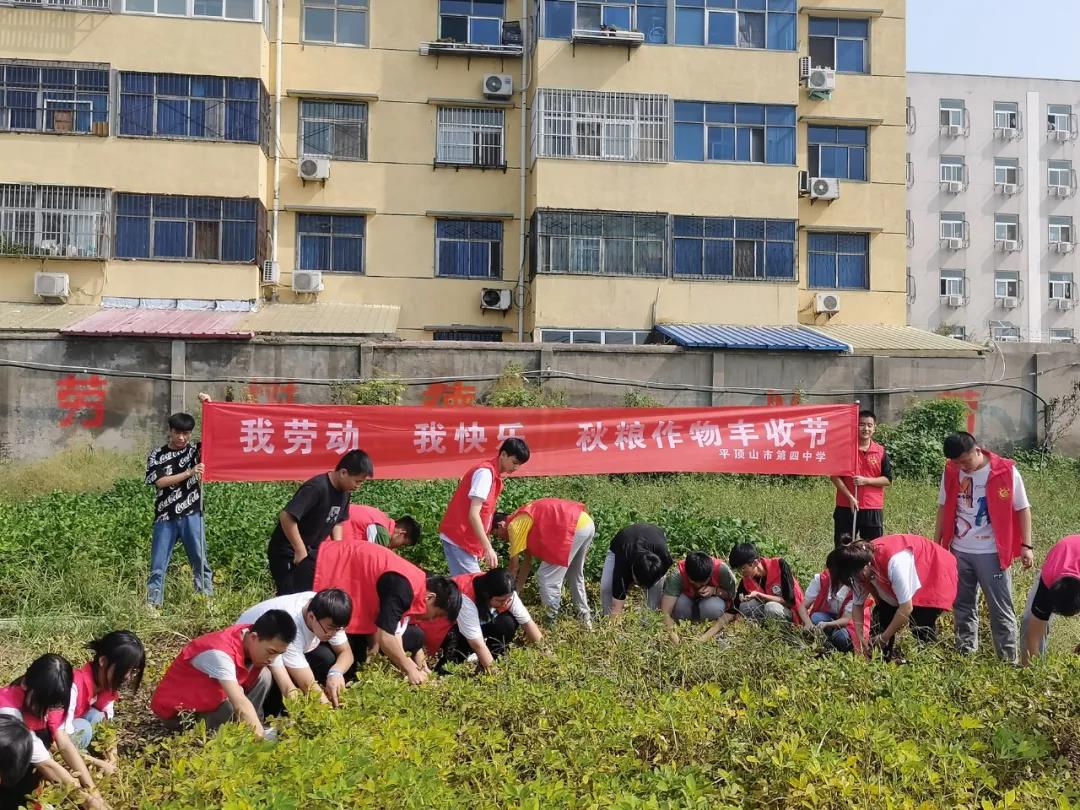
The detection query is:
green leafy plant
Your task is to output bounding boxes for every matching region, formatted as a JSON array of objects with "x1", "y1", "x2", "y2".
[
  {"x1": 874, "y1": 397, "x2": 969, "y2": 481},
  {"x1": 623, "y1": 389, "x2": 663, "y2": 408},
  {"x1": 332, "y1": 375, "x2": 406, "y2": 406},
  {"x1": 481, "y1": 362, "x2": 566, "y2": 408}
]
